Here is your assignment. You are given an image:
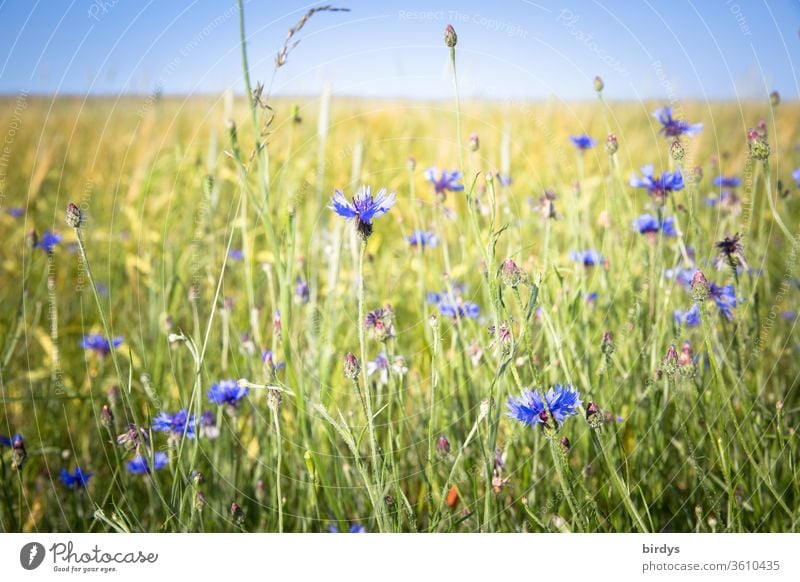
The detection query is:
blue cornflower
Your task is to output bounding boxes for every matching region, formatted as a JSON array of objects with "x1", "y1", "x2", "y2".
[
  {"x1": 674, "y1": 303, "x2": 701, "y2": 327},
  {"x1": 152, "y1": 409, "x2": 197, "y2": 439},
  {"x1": 632, "y1": 214, "x2": 677, "y2": 237},
  {"x1": 329, "y1": 185, "x2": 395, "y2": 241},
  {"x1": 793, "y1": 168, "x2": 800, "y2": 188},
  {"x1": 295, "y1": 276, "x2": 310, "y2": 304},
  {"x1": 127, "y1": 452, "x2": 168, "y2": 475},
  {"x1": 59, "y1": 467, "x2": 93, "y2": 489},
  {"x1": 709, "y1": 283, "x2": 736, "y2": 320},
  {"x1": 36, "y1": 231, "x2": 62, "y2": 253},
  {"x1": 585, "y1": 292, "x2": 598, "y2": 304},
  {"x1": 228, "y1": 249, "x2": 244, "y2": 261},
  {"x1": 261, "y1": 350, "x2": 286, "y2": 371},
  {"x1": 424, "y1": 167, "x2": 464, "y2": 195},
  {"x1": 6, "y1": 207, "x2": 23, "y2": 218},
  {"x1": 507, "y1": 384, "x2": 582, "y2": 428},
  {"x1": 629, "y1": 165, "x2": 684, "y2": 200},
  {"x1": 713, "y1": 176, "x2": 741, "y2": 188},
  {"x1": 406, "y1": 230, "x2": 439, "y2": 249},
  {"x1": 569, "y1": 249, "x2": 605, "y2": 267},
  {"x1": 80, "y1": 334, "x2": 123, "y2": 355},
  {"x1": 569, "y1": 134, "x2": 596, "y2": 150},
  {"x1": 429, "y1": 292, "x2": 480, "y2": 320},
  {"x1": 497, "y1": 174, "x2": 513, "y2": 186},
  {"x1": 653, "y1": 106, "x2": 703, "y2": 138},
  {"x1": 0, "y1": 434, "x2": 13, "y2": 447},
  {"x1": 208, "y1": 379, "x2": 249, "y2": 407},
  {"x1": 328, "y1": 523, "x2": 366, "y2": 533}
]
